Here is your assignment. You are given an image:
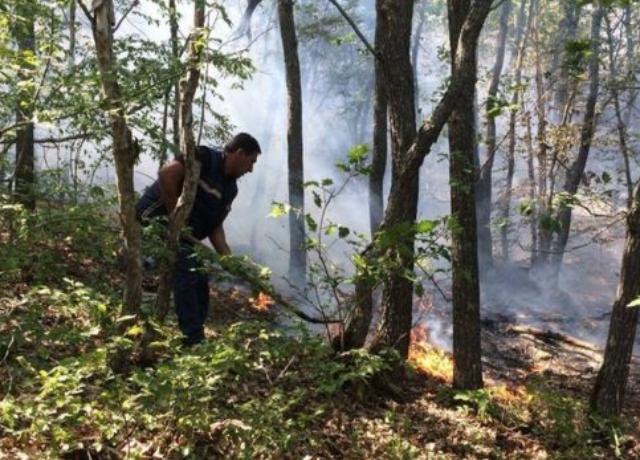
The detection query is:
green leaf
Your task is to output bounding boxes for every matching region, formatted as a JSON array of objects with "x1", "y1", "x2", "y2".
[
  {"x1": 305, "y1": 214, "x2": 318, "y2": 232},
  {"x1": 312, "y1": 191, "x2": 322, "y2": 208},
  {"x1": 415, "y1": 220, "x2": 437, "y2": 234},
  {"x1": 125, "y1": 325, "x2": 144, "y2": 337},
  {"x1": 268, "y1": 202, "x2": 291, "y2": 218},
  {"x1": 347, "y1": 144, "x2": 369, "y2": 164},
  {"x1": 338, "y1": 226, "x2": 350, "y2": 238},
  {"x1": 627, "y1": 297, "x2": 640, "y2": 308}
]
